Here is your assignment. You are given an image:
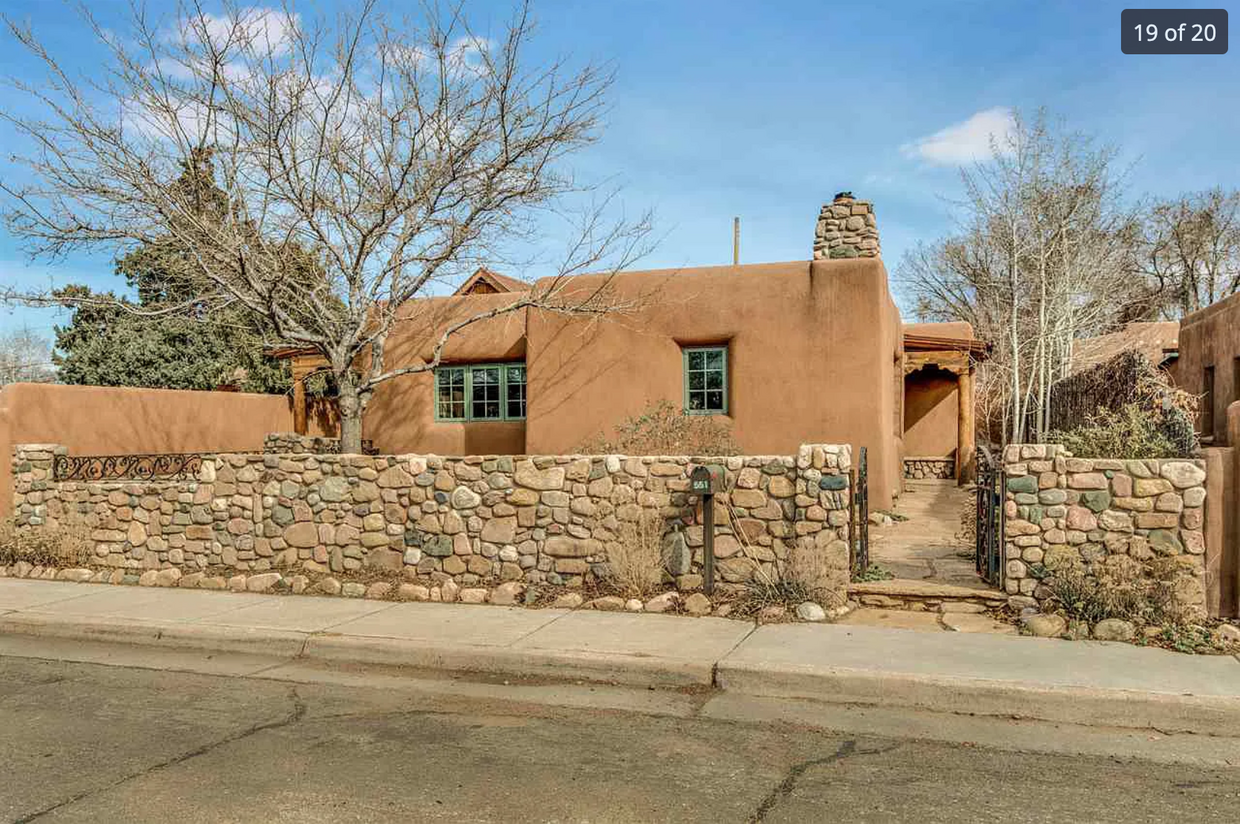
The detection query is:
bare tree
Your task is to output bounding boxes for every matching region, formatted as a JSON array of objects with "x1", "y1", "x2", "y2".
[
  {"x1": 0, "y1": 0, "x2": 652, "y2": 450},
  {"x1": 0, "y1": 327, "x2": 56, "y2": 386},
  {"x1": 1136, "y1": 188, "x2": 1240, "y2": 317},
  {"x1": 899, "y1": 109, "x2": 1139, "y2": 443}
]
